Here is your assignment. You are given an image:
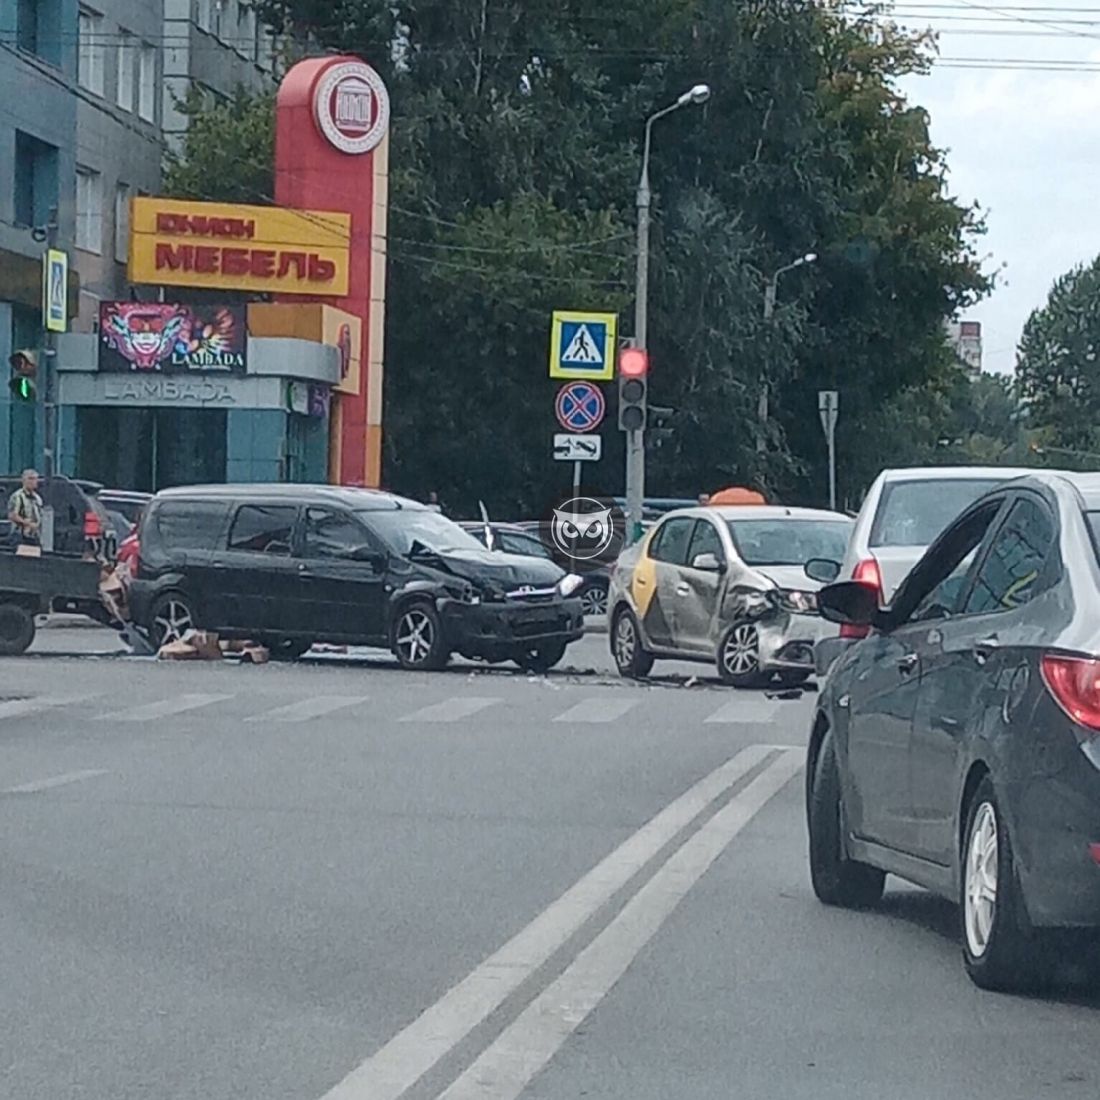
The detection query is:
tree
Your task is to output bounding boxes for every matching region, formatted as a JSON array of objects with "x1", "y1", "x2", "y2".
[
  {"x1": 1017, "y1": 257, "x2": 1100, "y2": 458},
  {"x1": 177, "y1": 0, "x2": 991, "y2": 514}
]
